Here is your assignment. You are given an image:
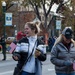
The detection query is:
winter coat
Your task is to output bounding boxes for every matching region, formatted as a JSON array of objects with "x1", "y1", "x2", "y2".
[
  {"x1": 50, "y1": 42, "x2": 75, "y2": 73},
  {"x1": 13, "y1": 37, "x2": 46, "y2": 75}
]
